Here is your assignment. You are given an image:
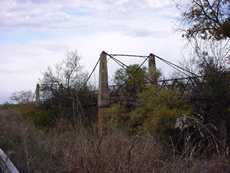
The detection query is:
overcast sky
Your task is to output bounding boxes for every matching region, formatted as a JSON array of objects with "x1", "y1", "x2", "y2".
[{"x1": 0, "y1": 0, "x2": 189, "y2": 103}]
